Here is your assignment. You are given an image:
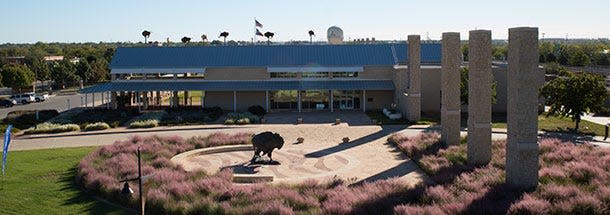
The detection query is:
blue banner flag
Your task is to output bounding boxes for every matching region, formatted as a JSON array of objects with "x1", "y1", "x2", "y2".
[{"x1": 2, "y1": 124, "x2": 13, "y2": 175}]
